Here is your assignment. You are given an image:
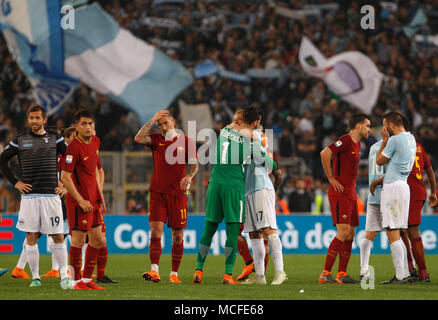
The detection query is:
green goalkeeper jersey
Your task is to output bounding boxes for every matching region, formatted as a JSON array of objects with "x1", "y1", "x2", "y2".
[{"x1": 209, "y1": 128, "x2": 275, "y2": 191}]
